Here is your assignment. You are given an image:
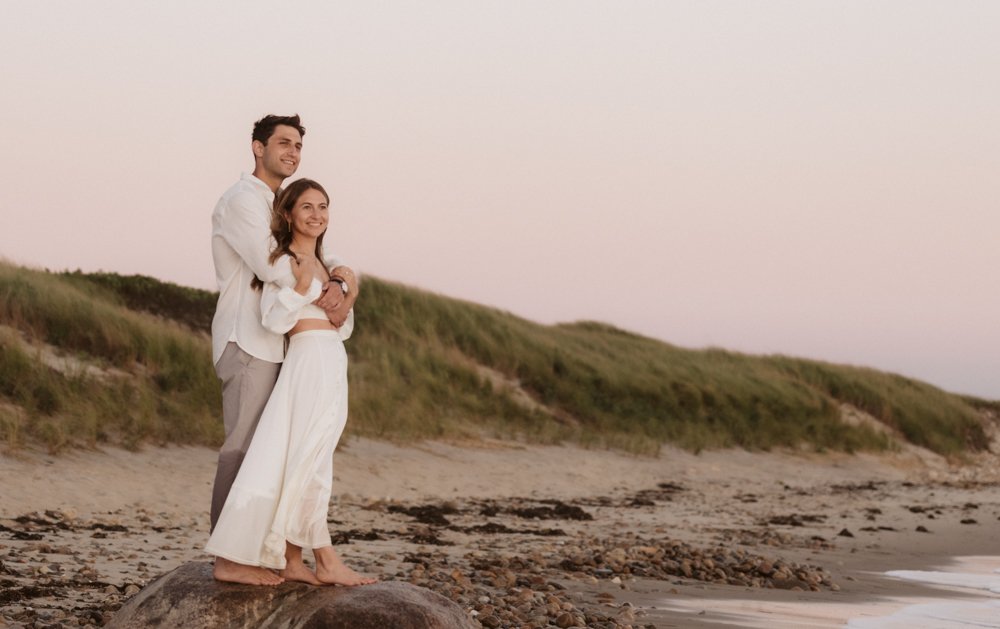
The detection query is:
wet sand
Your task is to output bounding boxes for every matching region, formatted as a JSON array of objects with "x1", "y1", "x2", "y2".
[{"x1": 2, "y1": 438, "x2": 999, "y2": 628}]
